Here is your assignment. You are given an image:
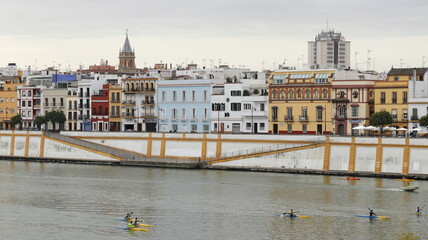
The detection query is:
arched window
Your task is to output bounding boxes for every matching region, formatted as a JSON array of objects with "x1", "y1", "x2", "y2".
[
  {"x1": 305, "y1": 89, "x2": 310, "y2": 99},
  {"x1": 126, "y1": 83, "x2": 130, "y2": 92},
  {"x1": 272, "y1": 91, "x2": 277, "y2": 100},
  {"x1": 322, "y1": 89, "x2": 328, "y2": 99},
  {"x1": 289, "y1": 90, "x2": 294, "y2": 99},
  {"x1": 280, "y1": 90, "x2": 285, "y2": 99},
  {"x1": 314, "y1": 89, "x2": 319, "y2": 99},
  {"x1": 131, "y1": 82, "x2": 135, "y2": 91},
  {"x1": 297, "y1": 89, "x2": 302, "y2": 98},
  {"x1": 145, "y1": 82, "x2": 149, "y2": 90},
  {"x1": 150, "y1": 82, "x2": 154, "y2": 90}
]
